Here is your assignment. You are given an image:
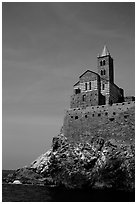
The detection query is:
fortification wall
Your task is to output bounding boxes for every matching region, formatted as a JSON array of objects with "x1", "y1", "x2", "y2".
[{"x1": 63, "y1": 101, "x2": 135, "y2": 143}]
